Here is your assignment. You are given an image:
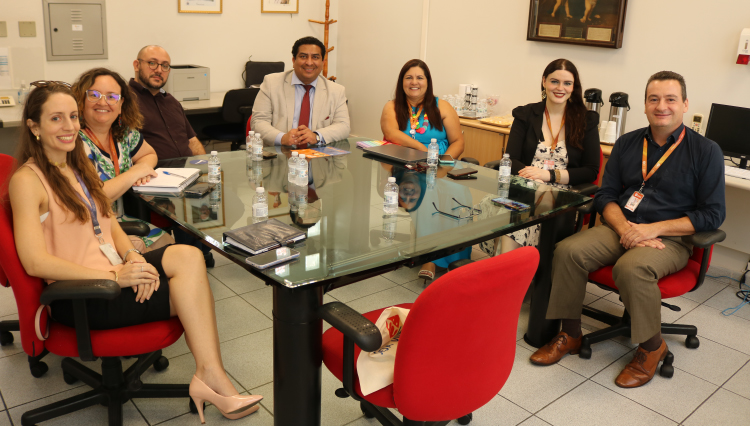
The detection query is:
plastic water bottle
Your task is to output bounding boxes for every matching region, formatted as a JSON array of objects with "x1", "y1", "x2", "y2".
[
  {"x1": 245, "y1": 131, "x2": 254, "y2": 155},
  {"x1": 208, "y1": 151, "x2": 221, "y2": 183},
  {"x1": 383, "y1": 177, "x2": 399, "y2": 214},
  {"x1": 252, "y1": 187, "x2": 268, "y2": 222},
  {"x1": 296, "y1": 154, "x2": 308, "y2": 186},
  {"x1": 498, "y1": 153, "x2": 511, "y2": 184},
  {"x1": 18, "y1": 80, "x2": 29, "y2": 105},
  {"x1": 253, "y1": 133, "x2": 263, "y2": 161},
  {"x1": 427, "y1": 138, "x2": 439, "y2": 167},
  {"x1": 288, "y1": 151, "x2": 299, "y2": 182}
]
